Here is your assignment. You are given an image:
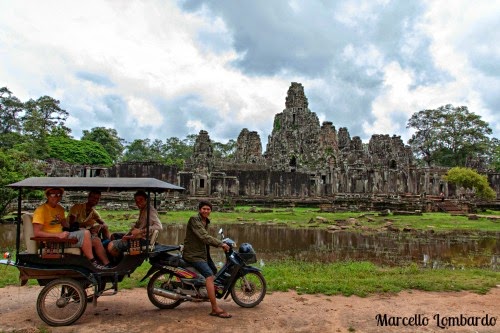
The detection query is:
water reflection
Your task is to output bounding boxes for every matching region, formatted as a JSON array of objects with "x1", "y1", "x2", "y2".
[
  {"x1": 157, "y1": 224, "x2": 499, "y2": 269},
  {"x1": 1, "y1": 223, "x2": 498, "y2": 269}
]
